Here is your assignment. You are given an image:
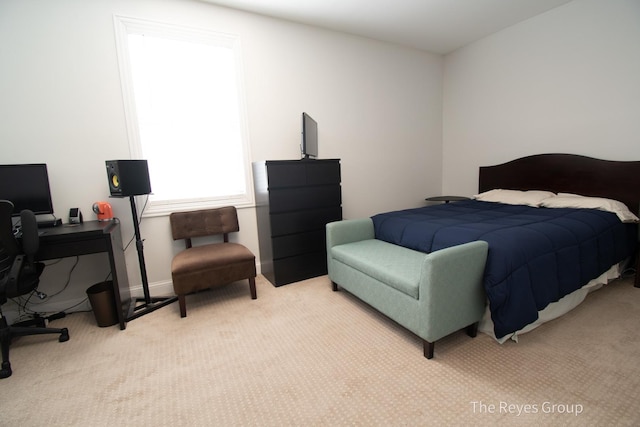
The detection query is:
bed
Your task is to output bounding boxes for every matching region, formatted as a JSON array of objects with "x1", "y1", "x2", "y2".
[{"x1": 372, "y1": 153, "x2": 640, "y2": 341}]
